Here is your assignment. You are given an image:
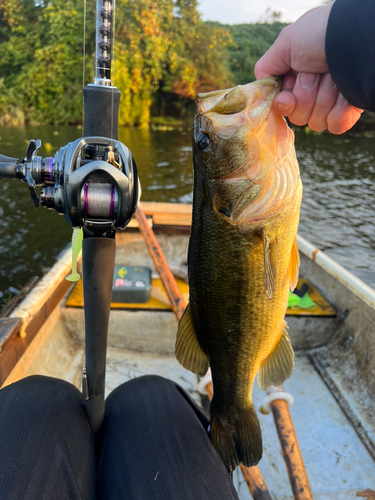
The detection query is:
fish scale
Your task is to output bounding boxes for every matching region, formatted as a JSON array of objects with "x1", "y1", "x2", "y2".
[{"x1": 176, "y1": 77, "x2": 302, "y2": 470}]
